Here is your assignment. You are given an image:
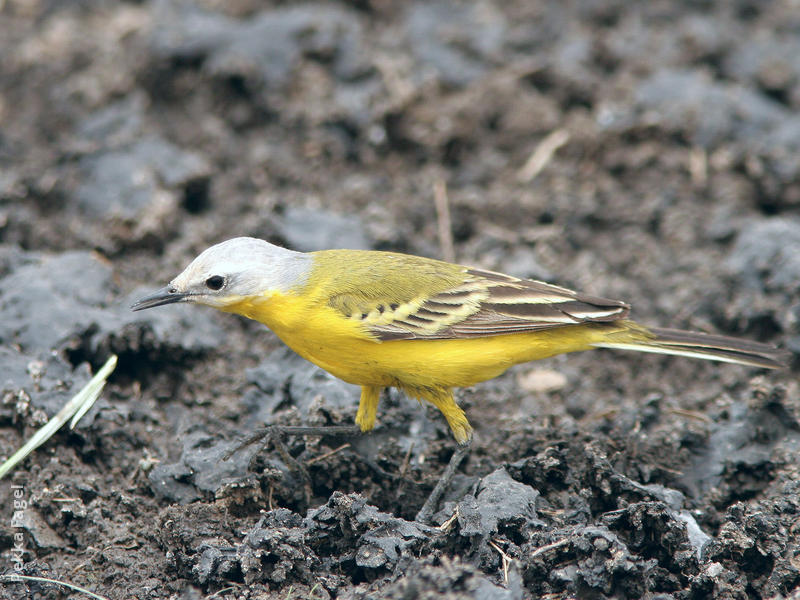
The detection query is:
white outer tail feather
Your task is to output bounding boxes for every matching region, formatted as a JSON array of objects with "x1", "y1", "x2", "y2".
[{"x1": 591, "y1": 342, "x2": 772, "y2": 368}]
